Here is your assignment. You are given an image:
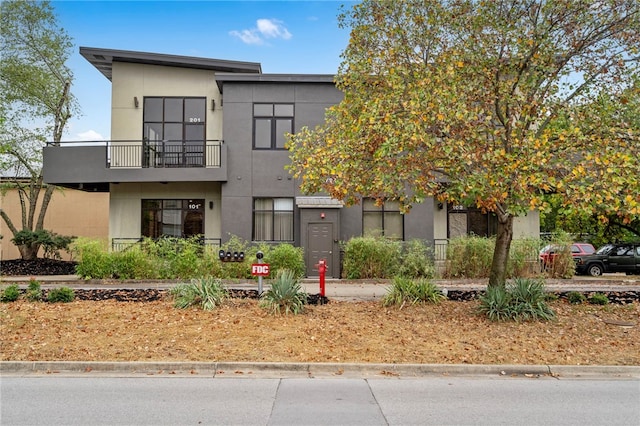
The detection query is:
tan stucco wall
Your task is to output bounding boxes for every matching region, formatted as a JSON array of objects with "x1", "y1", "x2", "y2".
[
  {"x1": 109, "y1": 182, "x2": 221, "y2": 241},
  {"x1": 431, "y1": 202, "x2": 540, "y2": 240},
  {"x1": 1, "y1": 187, "x2": 109, "y2": 260},
  {"x1": 111, "y1": 62, "x2": 222, "y2": 141}
]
